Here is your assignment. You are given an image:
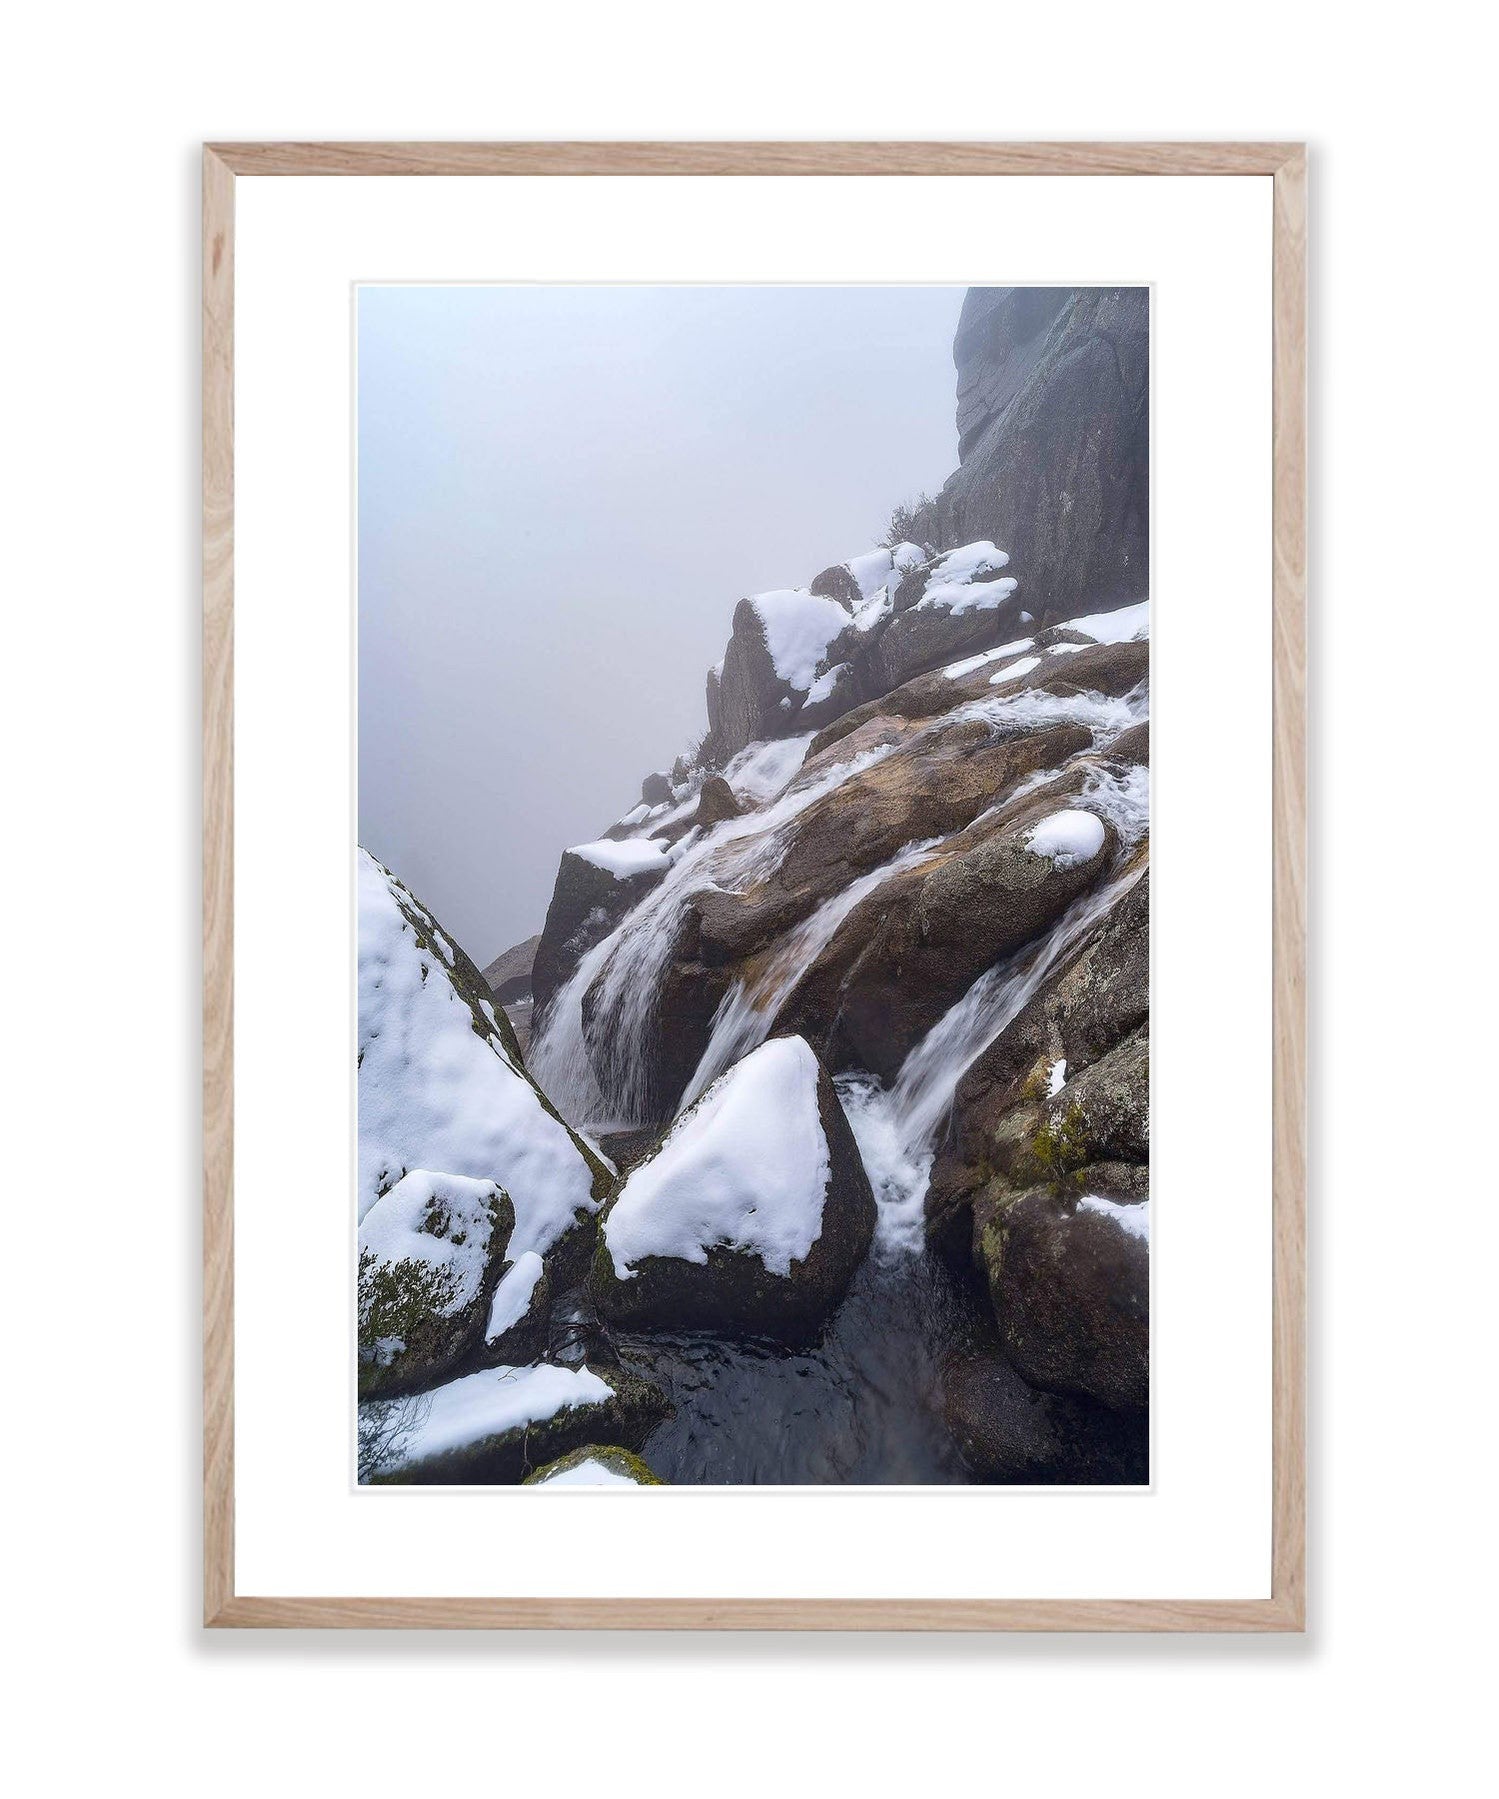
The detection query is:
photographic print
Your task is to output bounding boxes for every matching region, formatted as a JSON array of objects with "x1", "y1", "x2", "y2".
[{"x1": 355, "y1": 283, "x2": 1150, "y2": 1488}]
